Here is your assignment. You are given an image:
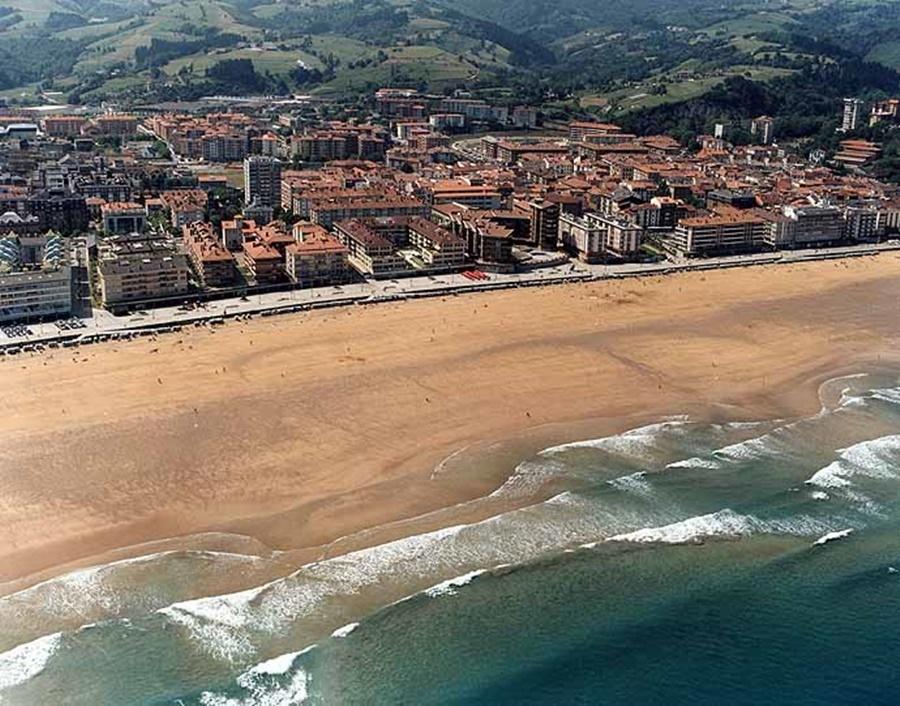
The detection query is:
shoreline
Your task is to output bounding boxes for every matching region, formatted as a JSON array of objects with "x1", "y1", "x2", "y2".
[{"x1": 1, "y1": 255, "x2": 900, "y2": 593}]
